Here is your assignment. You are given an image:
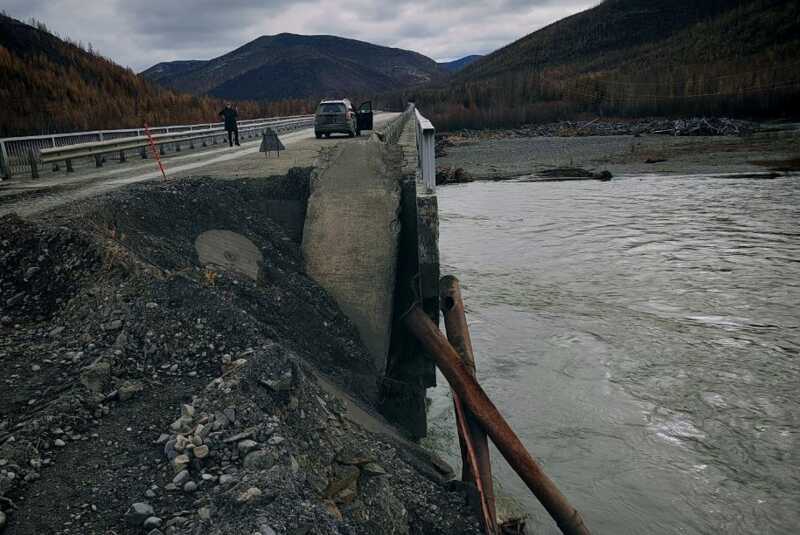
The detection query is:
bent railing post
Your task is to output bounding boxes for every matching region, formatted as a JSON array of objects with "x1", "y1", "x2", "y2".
[{"x1": 403, "y1": 305, "x2": 591, "y2": 535}]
